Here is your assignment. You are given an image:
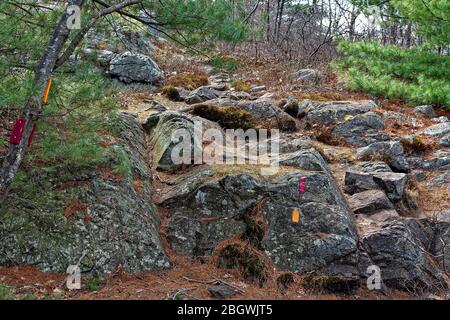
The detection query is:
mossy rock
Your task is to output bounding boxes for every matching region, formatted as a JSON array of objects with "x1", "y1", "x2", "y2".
[
  {"x1": 242, "y1": 219, "x2": 266, "y2": 249},
  {"x1": 167, "y1": 72, "x2": 208, "y2": 90},
  {"x1": 162, "y1": 85, "x2": 183, "y2": 102},
  {"x1": 191, "y1": 104, "x2": 262, "y2": 130},
  {"x1": 217, "y1": 244, "x2": 268, "y2": 287},
  {"x1": 401, "y1": 135, "x2": 432, "y2": 155},
  {"x1": 232, "y1": 80, "x2": 251, "y2": 92}
]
